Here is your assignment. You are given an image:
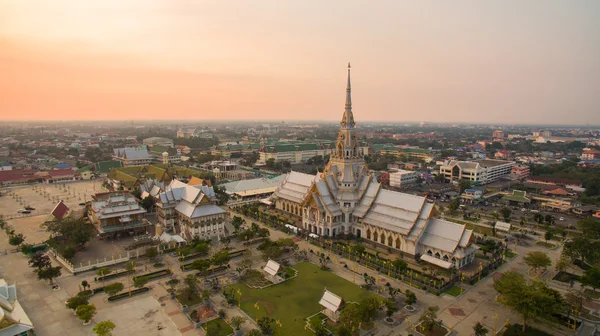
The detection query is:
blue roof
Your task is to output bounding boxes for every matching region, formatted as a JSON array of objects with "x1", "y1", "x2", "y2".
[
  {"x1": 55, "y1": 163, "x2": 71, "y2": 169},
  {"x1": 0, "y1": 161, "x2": 9, "y2": 166}
]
